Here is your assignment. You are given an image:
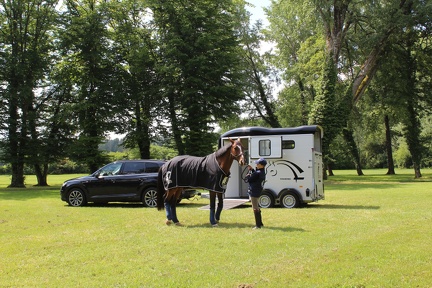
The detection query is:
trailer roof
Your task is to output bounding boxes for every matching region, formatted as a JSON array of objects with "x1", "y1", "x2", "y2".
[{"x1": 220, "y1": 125, "x2": 323, "y2": 138}]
